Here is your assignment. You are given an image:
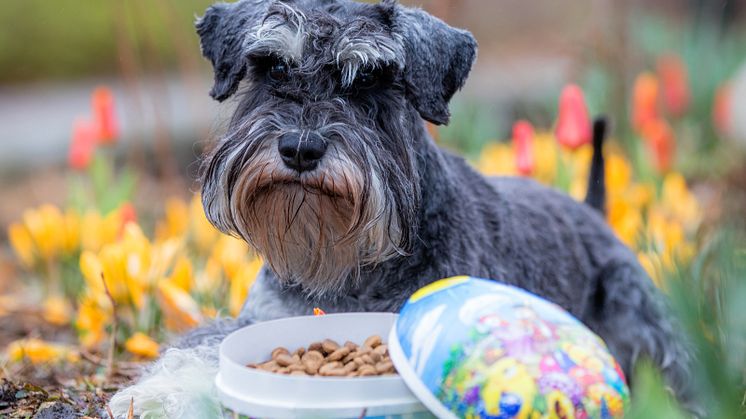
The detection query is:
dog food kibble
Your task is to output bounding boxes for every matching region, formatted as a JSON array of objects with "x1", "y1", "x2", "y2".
[{"x1": 247, "y1": 335, "x2": 397, "y2": 377}]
